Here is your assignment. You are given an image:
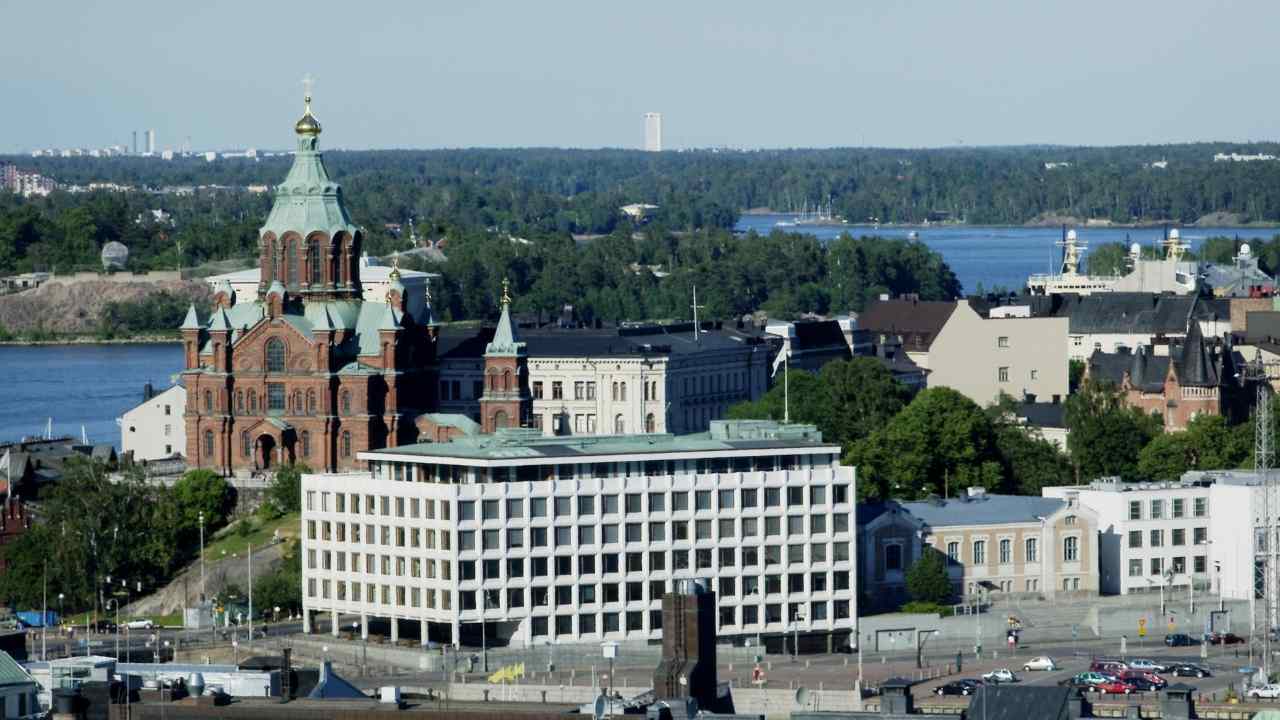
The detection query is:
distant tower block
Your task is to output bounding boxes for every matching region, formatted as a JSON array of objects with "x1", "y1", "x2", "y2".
[
  {"x1": 146, "y1": 129, "x2": 156, "y2": 155},
  {"x1": 644, "y1": 112, "x2": 662, "y2": 152},
  {"x1": 651, "y1": 579, "x2": 717, "y2": 717}
]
